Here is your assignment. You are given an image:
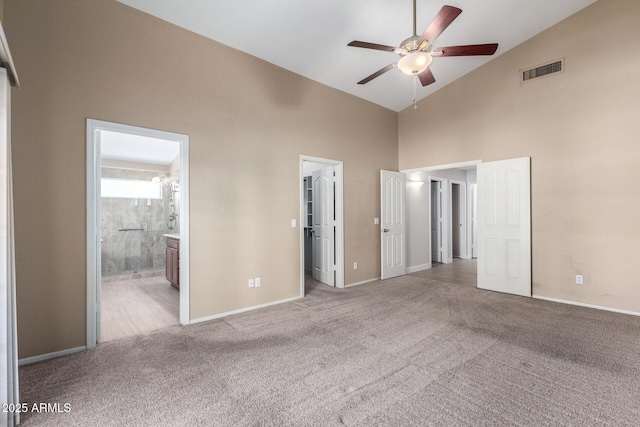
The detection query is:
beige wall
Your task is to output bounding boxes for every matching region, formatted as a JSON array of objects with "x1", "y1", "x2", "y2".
[
  {"x1": 6, "y1": 0, "x2": 397, "y2": 358},
  {"x1": 399, "y1": 0, "x2": 640, "y2": 312}
]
